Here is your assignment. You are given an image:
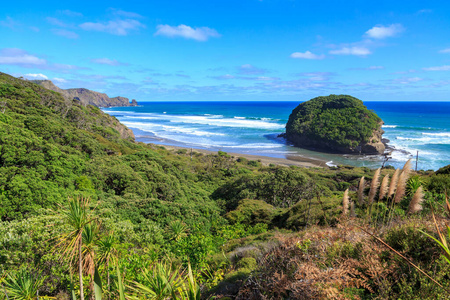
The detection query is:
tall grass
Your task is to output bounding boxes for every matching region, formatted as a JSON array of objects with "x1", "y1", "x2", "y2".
[
  {"x1": 408, "y1": 186, "x2": 424, "y2": 214},
  {"x1": 388, "y1": 169, "x2": 400, "y2": 198},
  {"x1": 342, "y1": 189, "x2": 349, "y2": 217},
  {"x1": 379, "y1": 174, "x2": 389, "y2": 201},
  {"x1": 358, "y1": 177, "x2": 365, "y2": 205},
  {"x1": 368, "y1": 168, "x2": 381, "y2": 205}
]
